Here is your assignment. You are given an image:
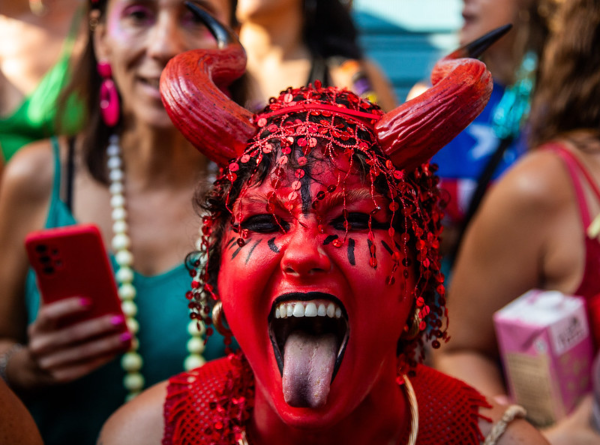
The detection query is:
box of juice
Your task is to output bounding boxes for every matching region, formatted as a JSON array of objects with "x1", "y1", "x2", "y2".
[{"x1": 494, "y1": 290, "x2": 593, "y2": 427}]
